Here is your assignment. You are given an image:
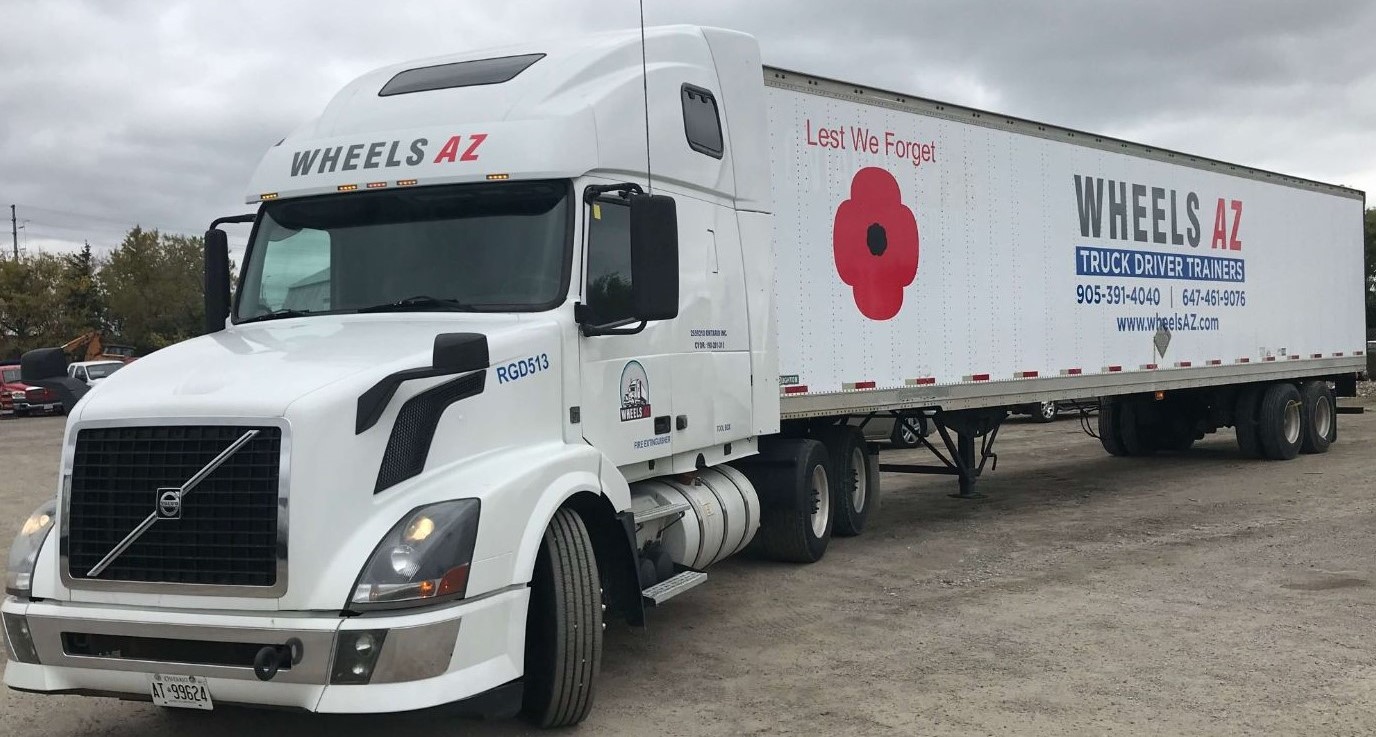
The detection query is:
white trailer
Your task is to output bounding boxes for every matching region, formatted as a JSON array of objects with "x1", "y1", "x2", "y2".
[{"x1": 4, "y1": 25, "x2": 1366, "y2": 728}]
